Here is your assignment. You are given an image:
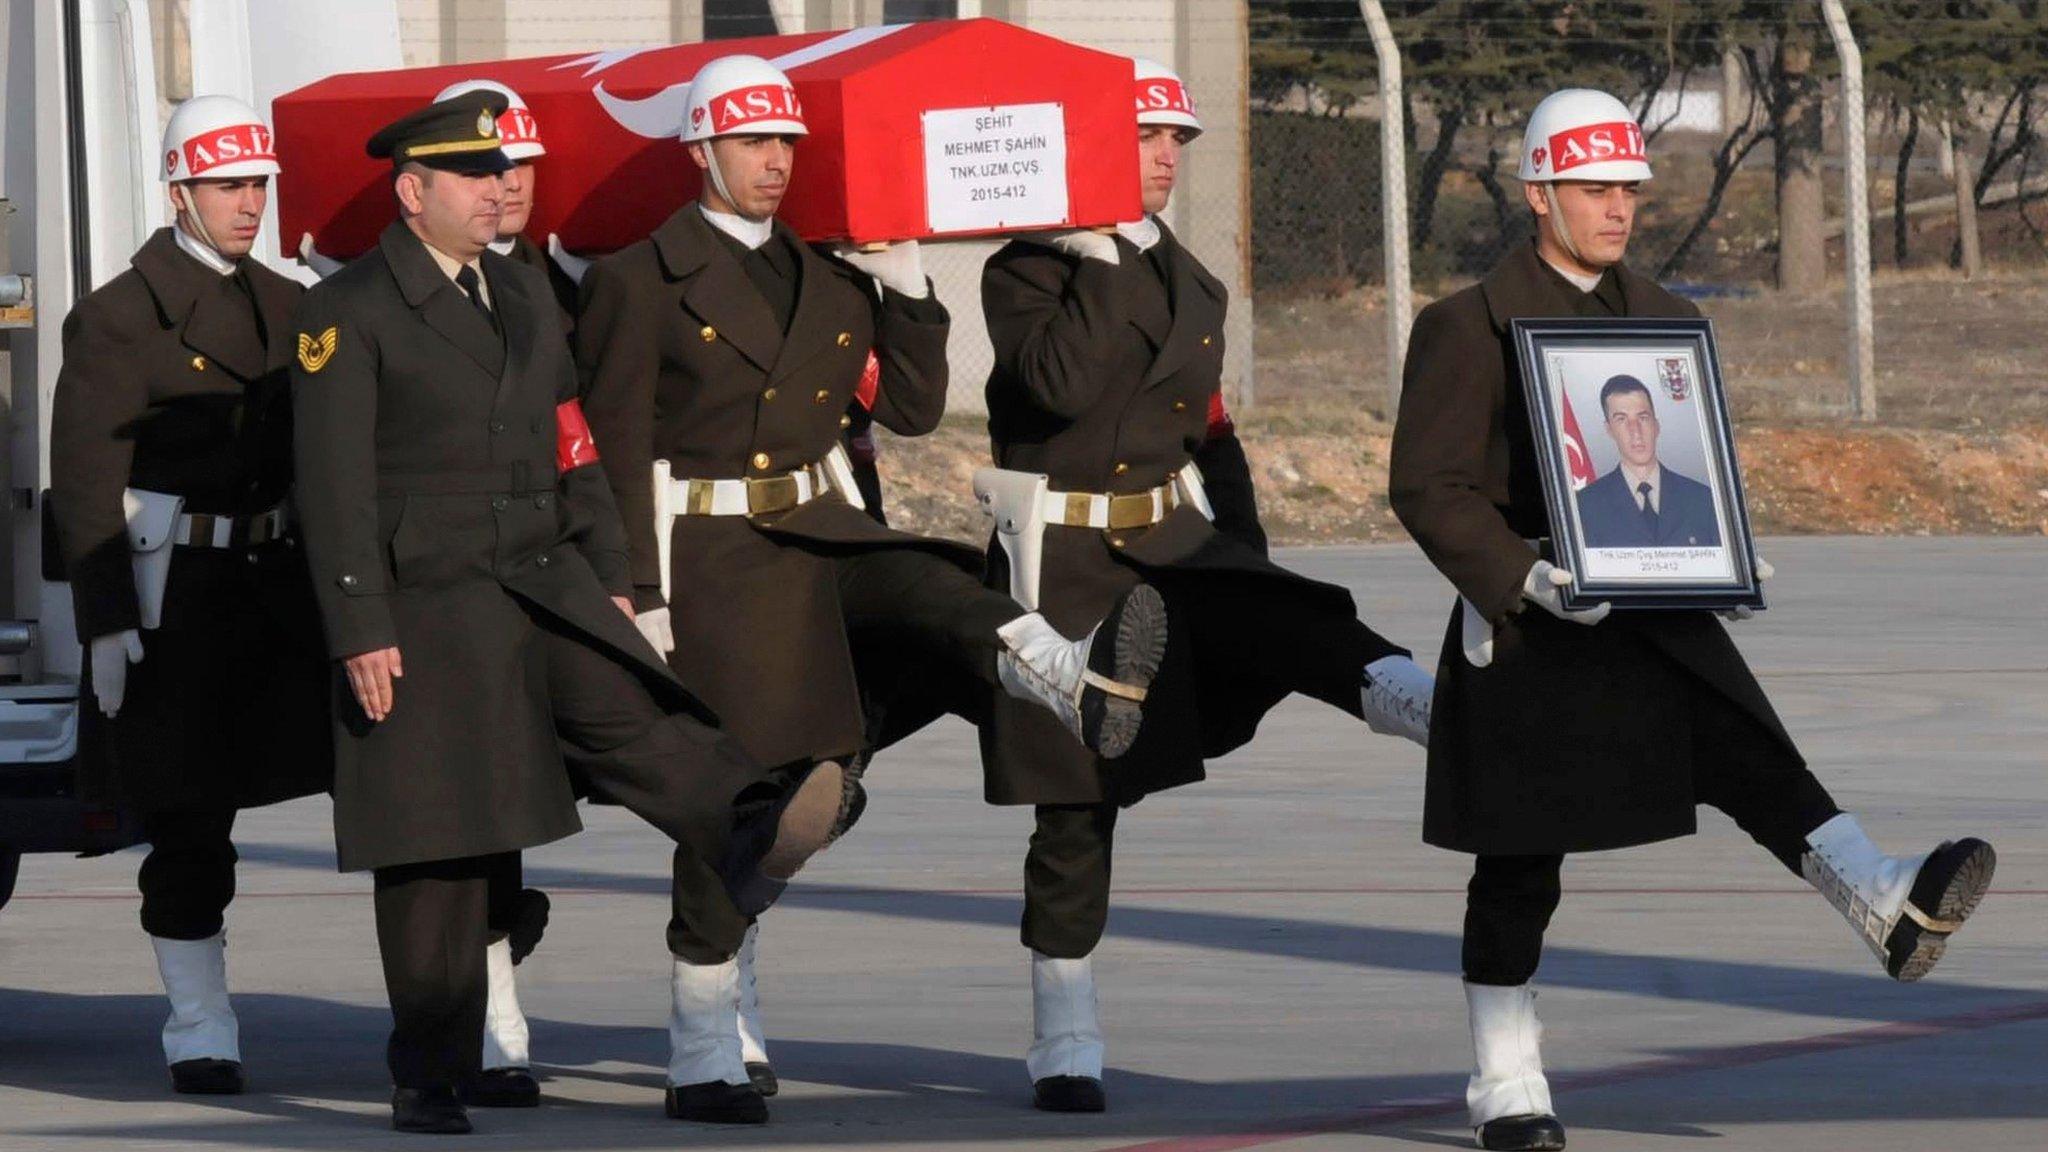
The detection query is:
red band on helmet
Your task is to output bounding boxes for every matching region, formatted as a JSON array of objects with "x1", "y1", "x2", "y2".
[
  {"x1": 1542, "y1": 120, "x2": 1645, "y2": 175},
  {"x1": 708, "y1": 84, "x2": 805, "y2": 133},
  {"x1": 1134, "y1": 78, "x2": 1195, "y2": 116},
  {"x1": 556, "y1": 399, "x2": 600, "y2": 471},
  {"x1": 175, "y1": 123, "x2": 275, "y2": 178},
  {"x1": 499, "y1": 107, "x2": 542, "y2": 150},
  {"x1": 854, "y1": 350, "x2": 880, "y2": 412},
  {"x1": 1205, "y1": 390, "x2": 1233, "y2": 440}
]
